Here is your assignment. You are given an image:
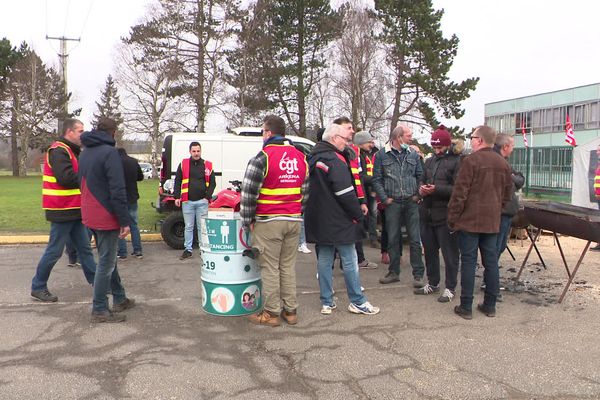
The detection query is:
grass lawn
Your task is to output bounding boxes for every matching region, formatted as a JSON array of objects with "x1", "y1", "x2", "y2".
[{"x1": 0, "y1": 176, "x2": 163, "y2": 235}]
